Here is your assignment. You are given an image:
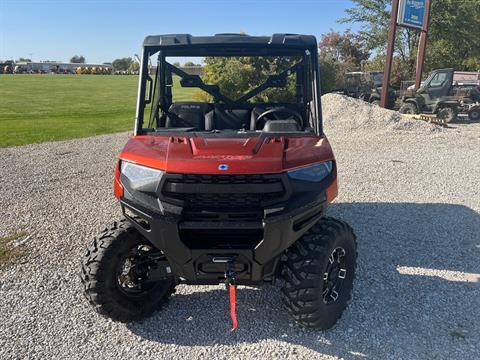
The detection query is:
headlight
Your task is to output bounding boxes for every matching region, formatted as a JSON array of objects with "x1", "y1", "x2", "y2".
[
  {"x1": 120, "y1": 161, "x2": 164, "y2": 192},
  {"x1": 287, "y1": 161, "x2": 333, "y2": 182}
]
